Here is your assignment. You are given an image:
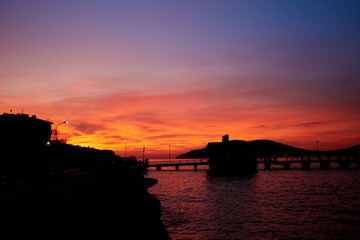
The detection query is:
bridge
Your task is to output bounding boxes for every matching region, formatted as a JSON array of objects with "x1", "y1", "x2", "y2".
[
  {"x1": 258, "y1": 156, "x2": 359, "y2": 170},
  {"x1": 147, "y1": 159, "x2": 208, "y2": 171},
  {"x1": 146, "y1": 156, "x2": 360, "y2": 171}
]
